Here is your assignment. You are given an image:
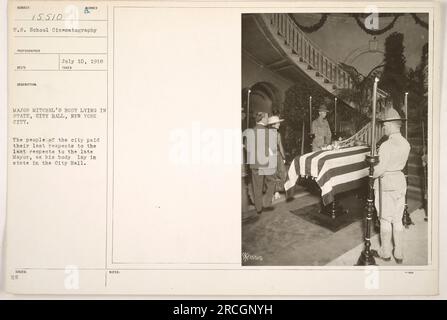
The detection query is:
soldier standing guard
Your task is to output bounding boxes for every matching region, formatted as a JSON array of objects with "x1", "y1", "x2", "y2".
[
  {"x1": 371, "y1": 107, "x2": 410, "y2": 264},
  {"x1": 311, "y1": 105, "x2": 332, "y2": 151}
]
